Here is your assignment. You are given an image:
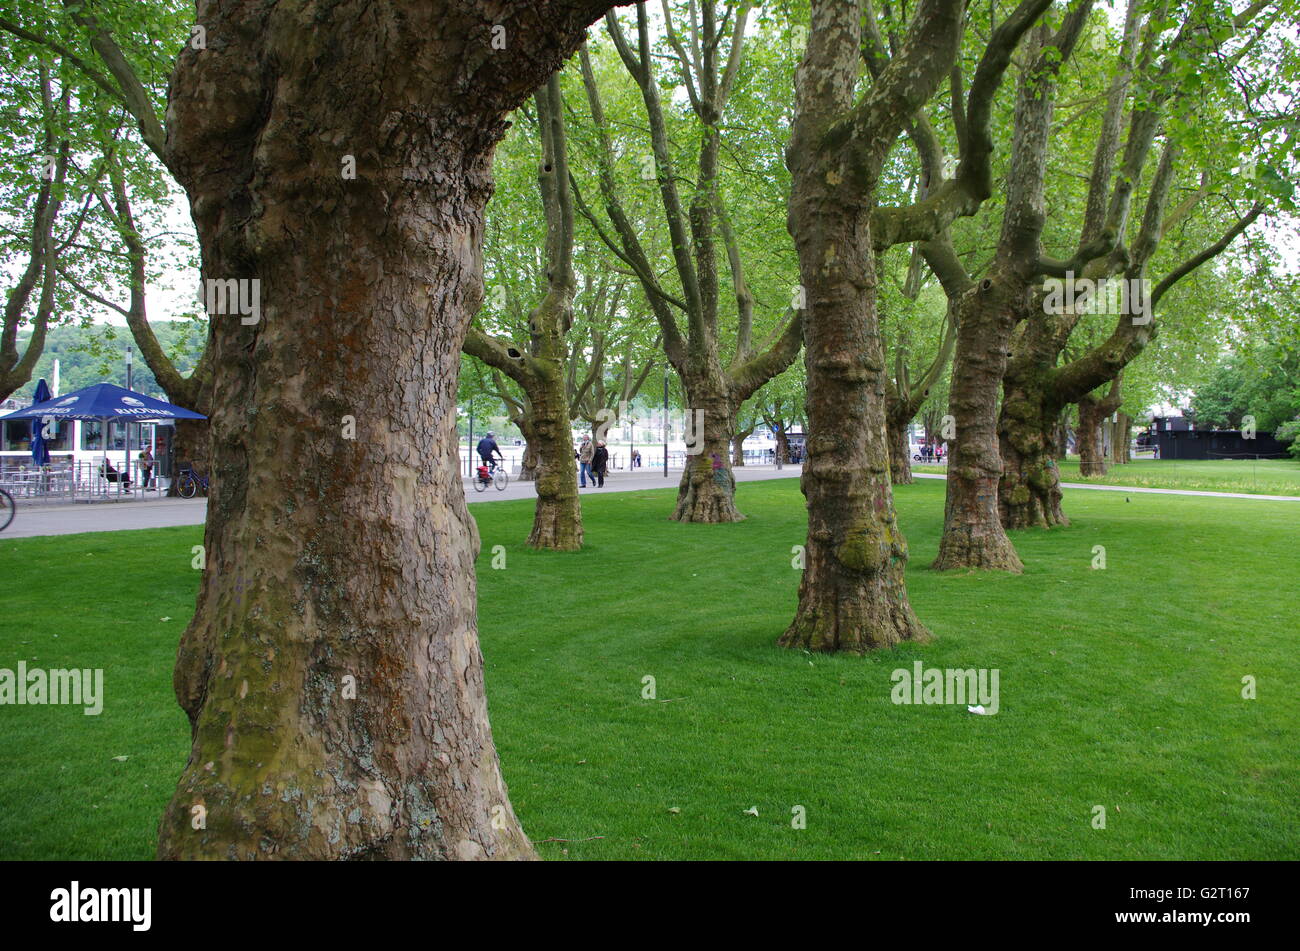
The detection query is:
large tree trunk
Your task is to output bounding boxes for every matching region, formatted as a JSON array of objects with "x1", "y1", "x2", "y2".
[
  {"x1": 516, "y1": 415, "x2": 539, "y2": 482},
  {"x1": 779, "y1": 231, "x2": 927, "y2": 649},
  {"x1": 775, "y1": 426, "x2": 790, "y2": 465},
  {"x1": 159, "y1": 164, "x2": 533, "y2": 859},
  {"x1": 778, "y1": 25, "x2": 930, "y2": 649},
  {"x1": 886, "y1": 411, "x2": 913, "y2": 485},
  {"x1": 932, "y1": 288, "x2": 1024, "y2": 572},
  {"x1": 672, "y1": 371, "x2": 742, "y2": 523},
  {"x1": 997, "y1": 375, "x2": 1068, "y2": 530},
  {"x1": 1113, "y1": 411, "x2": 1132, "y2": 464},
  {"x1": 732, "y1": 427, "x2": 753, "y2": 467},
  {"x1": 1077, "y1": 397, "x2": 1109, "y2": 476},
  {"x1": 525, "y1": 369, "x2": 582, "y2": 551},
  {"x1": 155, "y1": 0, "x2": 613, "y2": 861},
  {"x1": 169, "y1": 417, "x2": 210, "y2": 497},
  {"x1": 1052, "y1": 410, "x2": 1070, "y2": 460},
  {"x1": 775, "y1": 0, "x2": 962, "y2": 651}
]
